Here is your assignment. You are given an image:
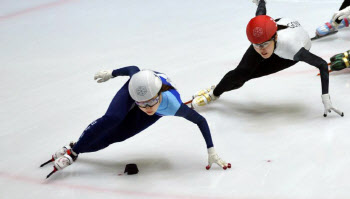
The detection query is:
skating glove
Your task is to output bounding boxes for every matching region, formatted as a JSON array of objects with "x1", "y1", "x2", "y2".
[
  {"x1": 321, "y1": 94, "x2": 344, "y2": 117},
  {"x1": 94, "y1": 70, "x2": 113, "y2": 83},
  {"x1": 206, "y1": 147, "x2": 231, "y2": 170}
]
